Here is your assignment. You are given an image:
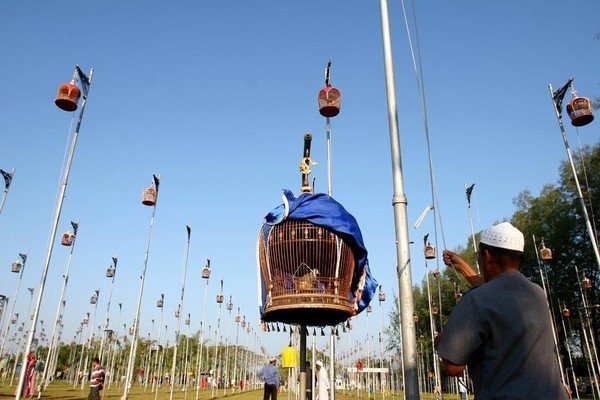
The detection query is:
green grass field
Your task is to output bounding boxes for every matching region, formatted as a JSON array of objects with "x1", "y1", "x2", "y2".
[{"x1": 0, "y1": 381, "x2": 452, "y2": 400}]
